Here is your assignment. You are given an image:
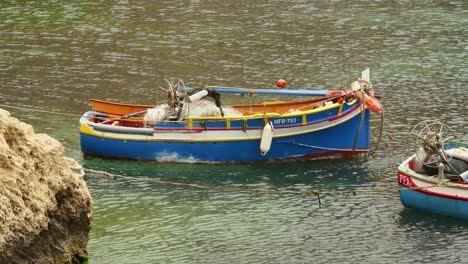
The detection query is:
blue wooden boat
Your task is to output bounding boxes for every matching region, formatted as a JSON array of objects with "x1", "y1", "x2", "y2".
[
  {"x1": 80, "y1": 70, "x2": 382, "y2": 163},
  {"x1": 397, "y1": 121, "x2": 468, "y2": 219}
]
